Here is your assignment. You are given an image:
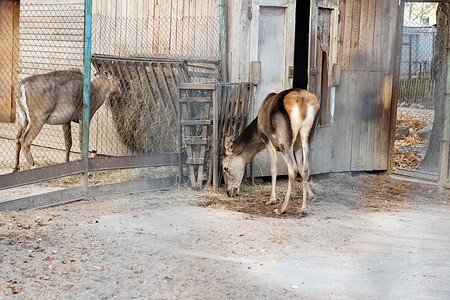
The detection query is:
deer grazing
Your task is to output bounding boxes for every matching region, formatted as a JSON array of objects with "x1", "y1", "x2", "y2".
[
  {"x1": 13, "y1": 69, "x2": 121, "y2": 172},
  {"x1": 222, "y1": 88, "x2": 320, "y2": 215}
]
